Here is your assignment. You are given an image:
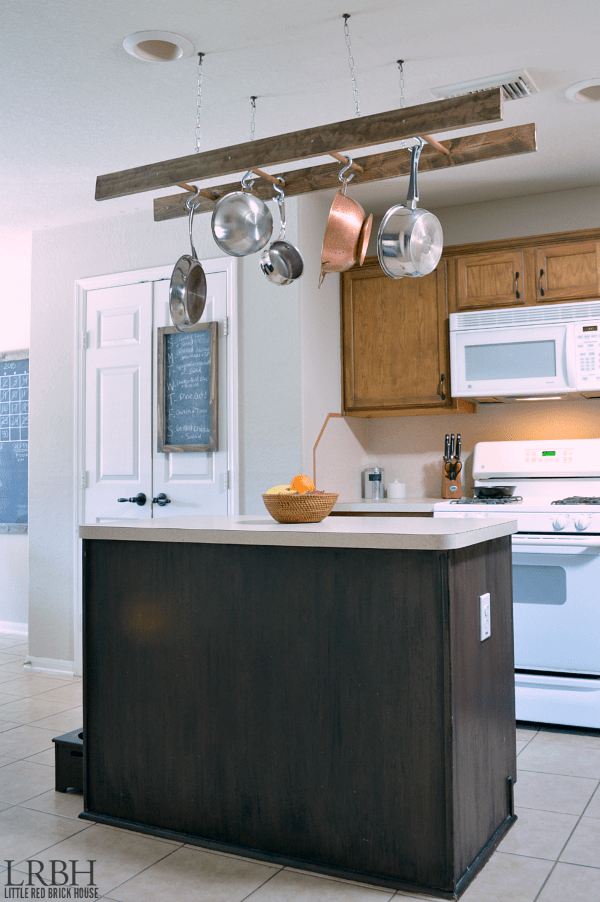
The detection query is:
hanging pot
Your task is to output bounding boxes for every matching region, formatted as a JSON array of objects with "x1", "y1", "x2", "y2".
[
  {"x1": 211, "y1": 171, "x2": 273, "y2": 257},
  {"x1": 260, "y1": 183, "x2": 304, "y2": 285},
  {"x1": 319, "y1": 159, "x2": 372, "y2": 287},
  {"x1": 377, "y1": 138, "x2": 443, "y2": 279},
  {"x1": 169, "y1": 191, "x2": 207, "y2": 332}
]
